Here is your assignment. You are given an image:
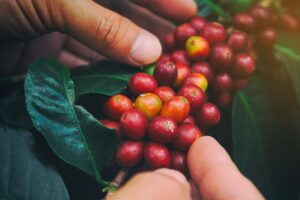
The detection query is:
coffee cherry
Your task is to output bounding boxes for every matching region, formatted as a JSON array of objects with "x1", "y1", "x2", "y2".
[
  {"x1": 99, "y1": 119, "x2": 122, "y2": 139},
  {"x1": 172, "y1": 123, "x2": 202, "y2": 151},
  {"x1": 129, "y1": 73, "x2": 158, "y2": 97},
  {"x1": 250, "y1": 6, "x2": 270, "y2": 29},
  {"x1": 279, "y1": 14, "x2": 299, "y2": 31},
  {"x1": 147, "y1": 116, "x2": 178, "y2": 144},
  {"x1": 170, "y1": 151, "x2": 188, "y2": 174},
  {"x1": 116, "y1": 140, "x2": 144, "y2": 167},
  {"x1": 231, "y1": 54, "x2": 255, "y2": 78},
  {"x1": 190, "y1": 16, "x2": 207, "y2": 33},
  {"x1": 195, "y1": 102, "x2": 221, "y2": 128},
  {"x1": 212, "y1": 93, "x2": 232, "y2": 108},
  {"x1": 201, "y1": 22, "x2": 226, "y2": 45},
  {"x1": 154, "y1": 86, "x2": 175, "y2": 103},
  {"x1": 154, "y1": 60, "x2": 178, "y2": 86},
  {"x1": 178, "y1": 85, "x2": 206, "y2": 110},
  {"x1": 185, "y1": 36, "x2": 210, "y2": 61},
  {"x1": 103, "y1": 94, "x2": 133, "y2": 121},
  {"x1": 175, "y1": 23, "x2": 197, "y2": 48},
  {"x1": 233, "y1": 13, "x2": 255, "y2": 32},
  {"x1": 174, "y1": 63, "x2": 191, "y2": 88},
  {"x1": 211, "y1": 73, "x2": 233, "y2": 93},
  {"x1": 227, "y1": 31, "x2": 248, "y2": 53},
  {"x1": 209, "y1": 44, "x2": 233, "y2": 72},
  {"x1": 233, "y1": 78, "x2": 249, "y2": 91},
  {"x1": 171, "y1": 50, "x2": 190, "y2": 65},
  {"x1": 120, "y1": 109, "x2": 148, "y2": 140},
  {"x1": 184, "y1": 73, "x2": 208, "y2": 92},
  {"x1": 165, "y1": 33, "x2": 176, "y2": 52},
  {"x1": 183, "y1": 116, "x2": 195, "y2": 125},
  {"x1": 158, "y1": 54, "x2": 171, "y2": 63},
  {"x1": 161, "y1": 96, "x2": 190, "y2": 124},
  {"x1": 144, "y1": 142, "x2": 171, "y2": 169},
  {"x1": 255, "y1": 28, "x2": 277, "y2": 48},
  {"x1": 191, "y1": 62, "x2": 214, "y2": 83},
  {"x1": 135, "y1": 93, "x2": 162, "y2": 120}
]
